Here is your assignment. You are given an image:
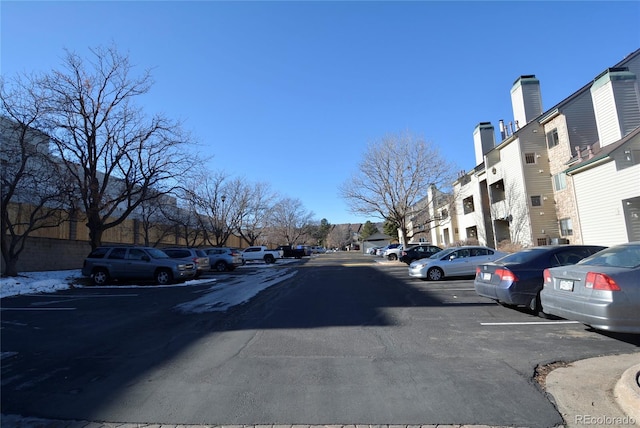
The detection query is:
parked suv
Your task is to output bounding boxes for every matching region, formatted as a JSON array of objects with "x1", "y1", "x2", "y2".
[
  {"x1": 81, "y1": 246, "x2": 197, "y2": 286},
  {"x1": 399, "y1": 244, "x2": 443, "y2": 264},
  {"x1": 162, "y1": 247, "x2": 210, "y2": 278},
  {"x1": 202, "y1": 247, "x2": 244, "y2": 272}
]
